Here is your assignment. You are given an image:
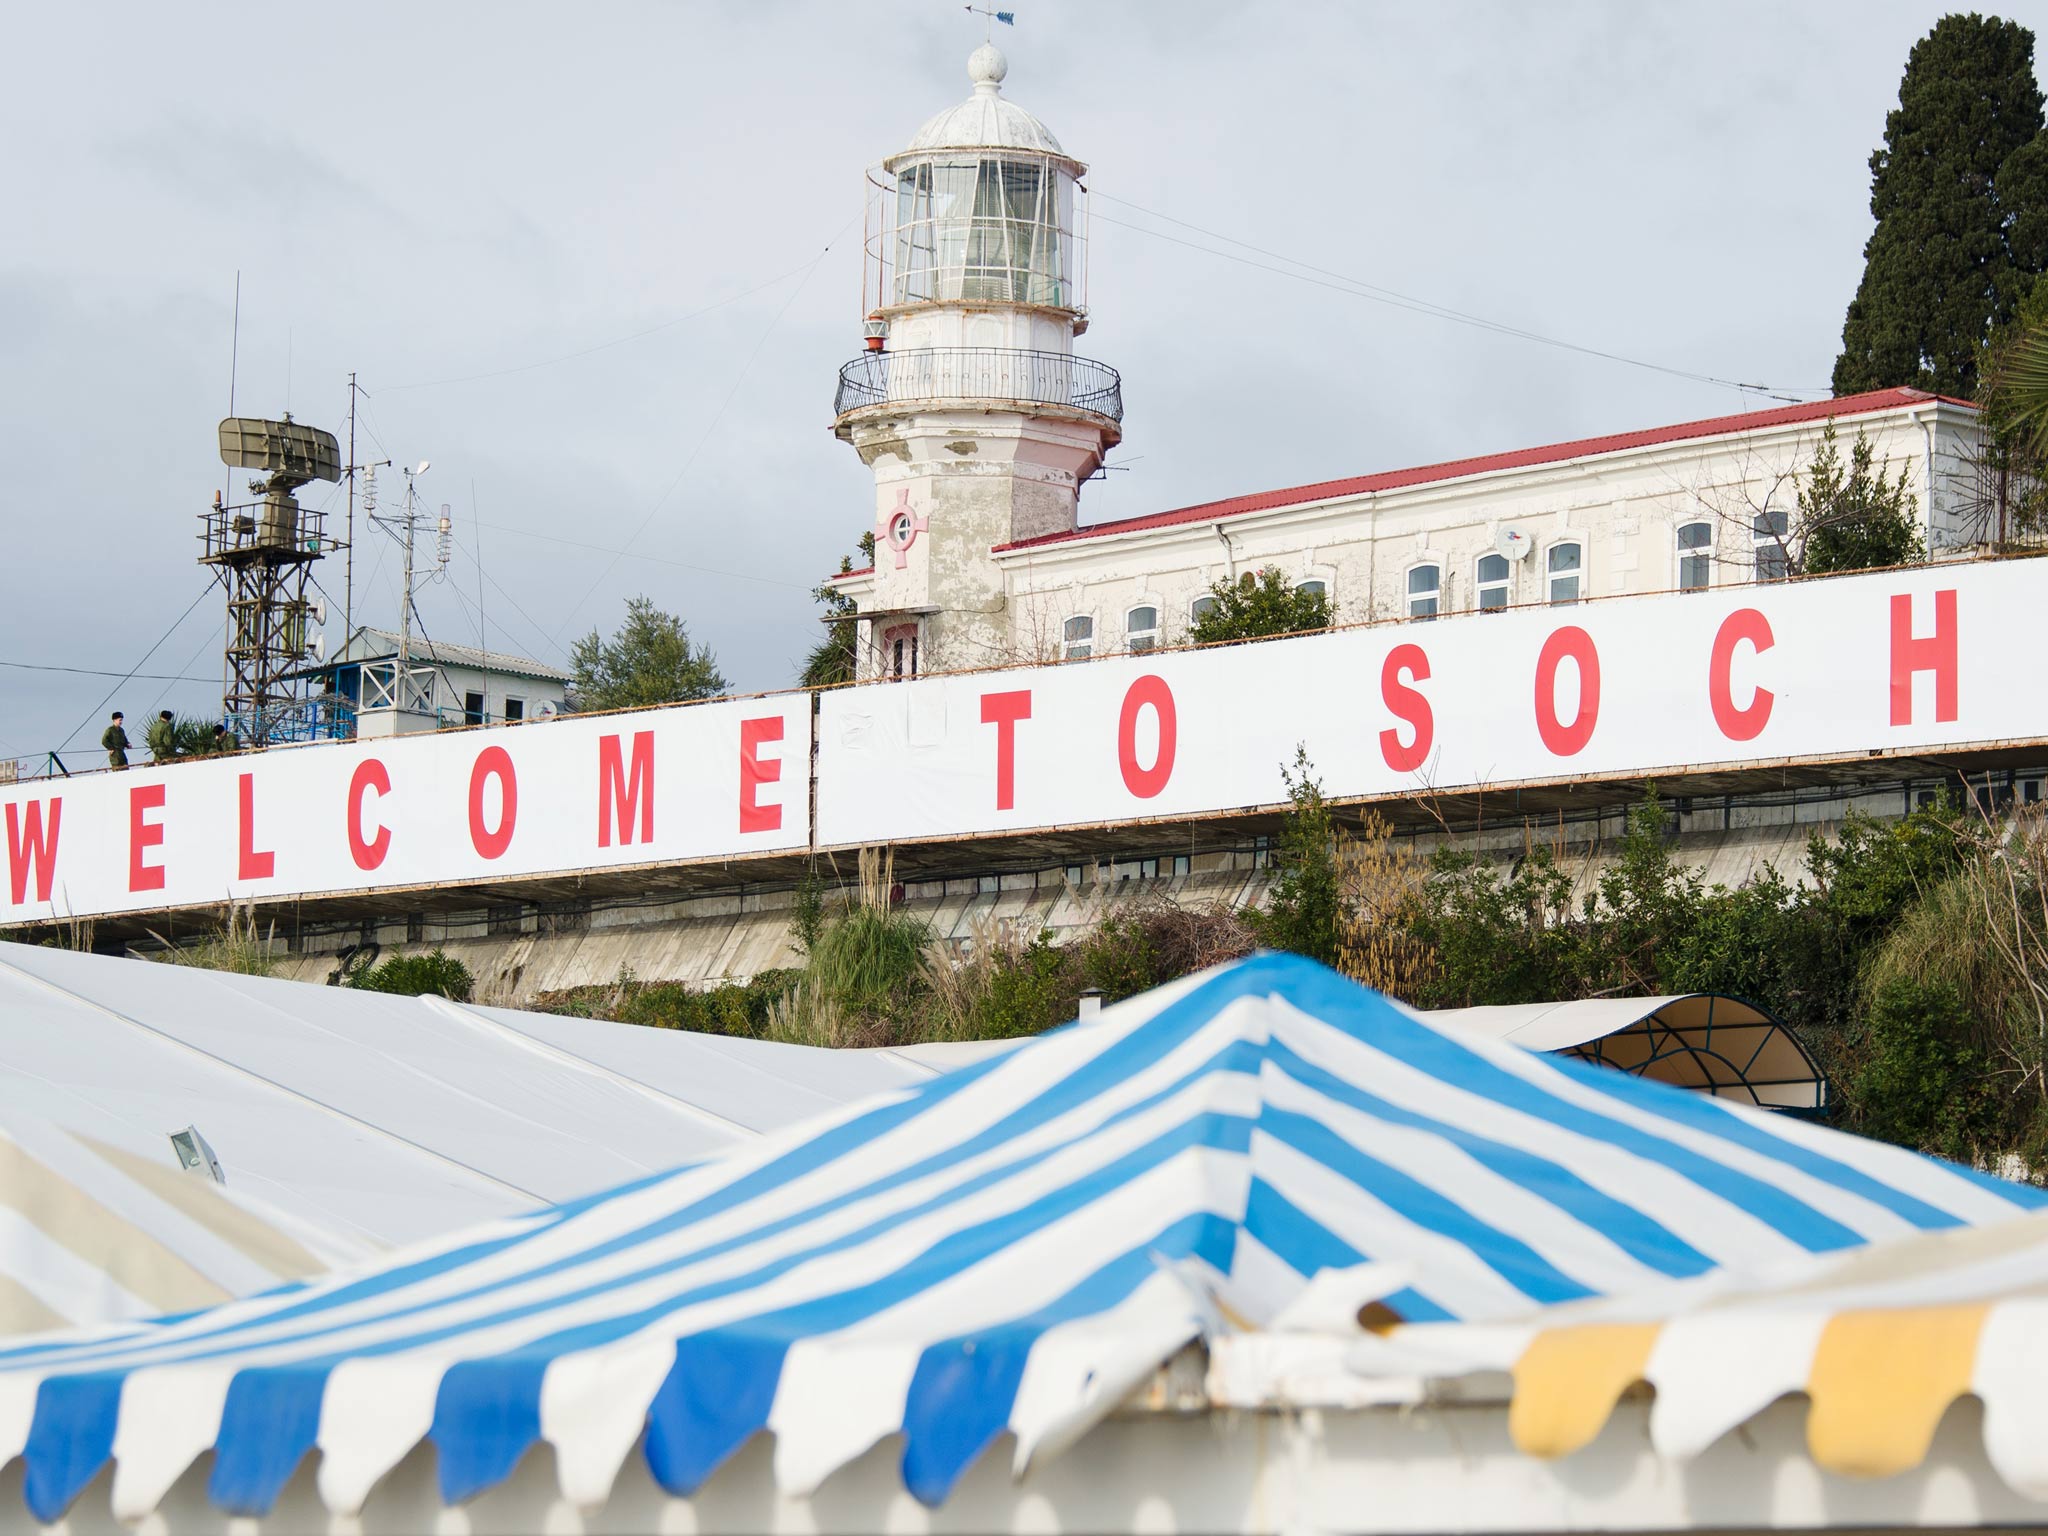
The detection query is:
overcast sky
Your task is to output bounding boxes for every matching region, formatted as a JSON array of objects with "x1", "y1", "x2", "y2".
[{"x1": 4, "y1": 0, "x2": 2041, "y2": 766}]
